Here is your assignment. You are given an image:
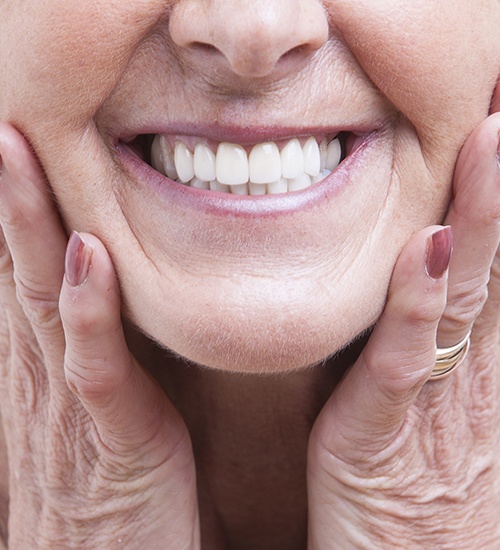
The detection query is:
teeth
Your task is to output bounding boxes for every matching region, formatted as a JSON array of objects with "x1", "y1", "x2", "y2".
[
  {"x1": 191, "y1": 177, "x2": 210, "y2": 190},
  {"x1": 249, "y1": 142, "x2": 281, "y2": 184},
  {"x1": 302, "y1": 137, "x2": 320, "y2": 177},
  {"x1": 288, "y1": 173, "x2": 312, "y2": 192},
  {"x1": 151, "y1": 135, "x2": 164, "y2": 174},
  {"x1": 174, "y1": 141, "x2": 194, "y2": 183},
  {"x1": 249, "y1": 182, "x2": 268, "y2": 196},
  {"x1": 281, "y1": 138, "x2": 304, "y2": 179},
  {"x1": 216, "y1": 143, "x2": 249, "y2": 185},
  {"x1": 149, "y1": 134, "x2": 345, "y2": 195},
  {"x1": 230, "y1": 183, "x2": 249, "y2": 195},
  {"x1": 319, "y1": 139, "x2": 328, "y2": 172},
  {"x1": 268, "y1": 178, "x2": 288, "y2": 195},
  {"x1": 312, "y1": 169, "x2": 332, "y2": 184},
  {"x1": 326, "y1": 138, "x2": 342, "y2": 171},
  {"x1": 210, "y1": 180, "x2": 230, "y2": 193},
  {"x1": 151, "y1": 135, "x2": 178, "y2": 180},
  {"x1": 194, "y1": 143, "x2": 216, "y2": 181}
]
